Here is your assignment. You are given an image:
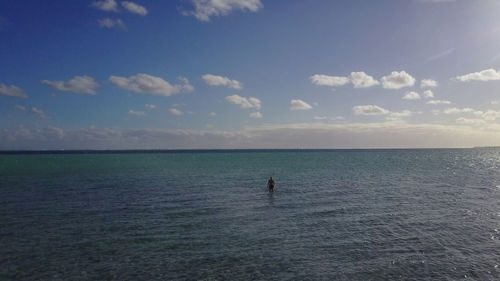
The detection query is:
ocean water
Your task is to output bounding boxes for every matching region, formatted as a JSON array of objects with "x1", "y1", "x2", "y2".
[{"x1": 1, "y1": 149, "x2": 500, "y2": 280}]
